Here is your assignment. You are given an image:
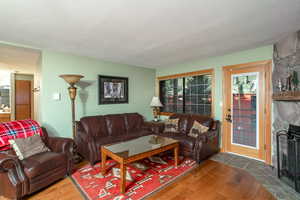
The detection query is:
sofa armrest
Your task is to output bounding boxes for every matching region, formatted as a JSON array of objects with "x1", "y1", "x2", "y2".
[
  {"x1": 197, "y1": 130, "x2": 218, "y2": 143},
  {"x1": 0, "y1": 152, "x2": 29, "y2": 198},
  {"x1": 47, "y1": 137, "x2": 74, "y2": 155},
  {"x1": 75, "y1": 121, "x2": 94, "y2": 142},
  {"x1": 47, "y1": 137, "x2": 74, "y2": 174},
  {"x1": 0, "y1": 153, "x2": 22, "y2": 173},
  {"x1": 211, "y1": 120, "x2": 218, "y2": 131},
  {"x1": 198, "y1": 120, "x2": 220, "y2": 142},
  {"x1": 194, "y1": 122, "x2": 220, "y2": 163},
  {"x1": 143, "y1": 121, "x2": 165, "y2": 134}
]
